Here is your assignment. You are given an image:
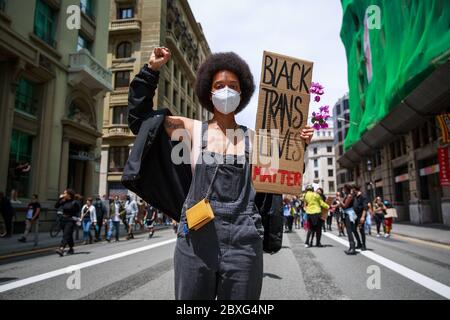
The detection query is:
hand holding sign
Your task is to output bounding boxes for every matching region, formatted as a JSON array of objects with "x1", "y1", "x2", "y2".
[{"x1": 253, "y1": 51, "x2": 314, "y2": 195}]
